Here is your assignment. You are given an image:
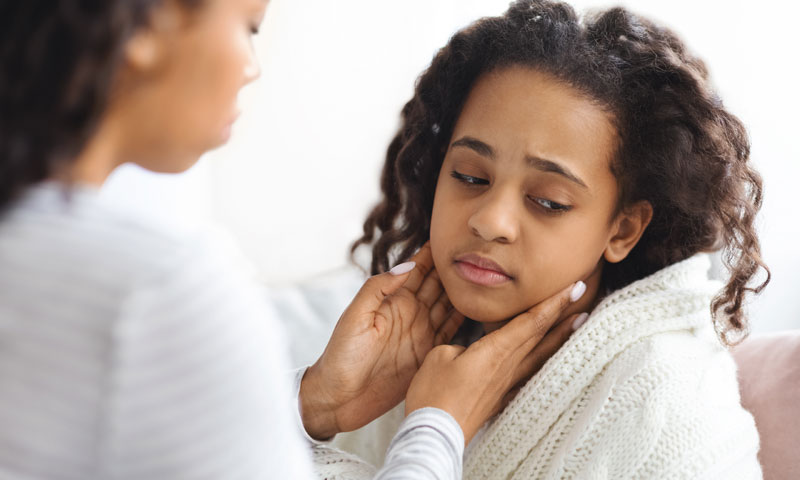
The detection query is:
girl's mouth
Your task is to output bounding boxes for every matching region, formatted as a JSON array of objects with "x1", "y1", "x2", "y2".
[{"x1": 453, "y1": 254, "x2": 513, "y2": 286}]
